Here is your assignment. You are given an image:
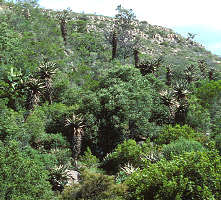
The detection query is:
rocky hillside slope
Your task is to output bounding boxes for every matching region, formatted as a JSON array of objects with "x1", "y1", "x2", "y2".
[{"x1": 1, "y1": 3, "x2": 221, "y2": 71}]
